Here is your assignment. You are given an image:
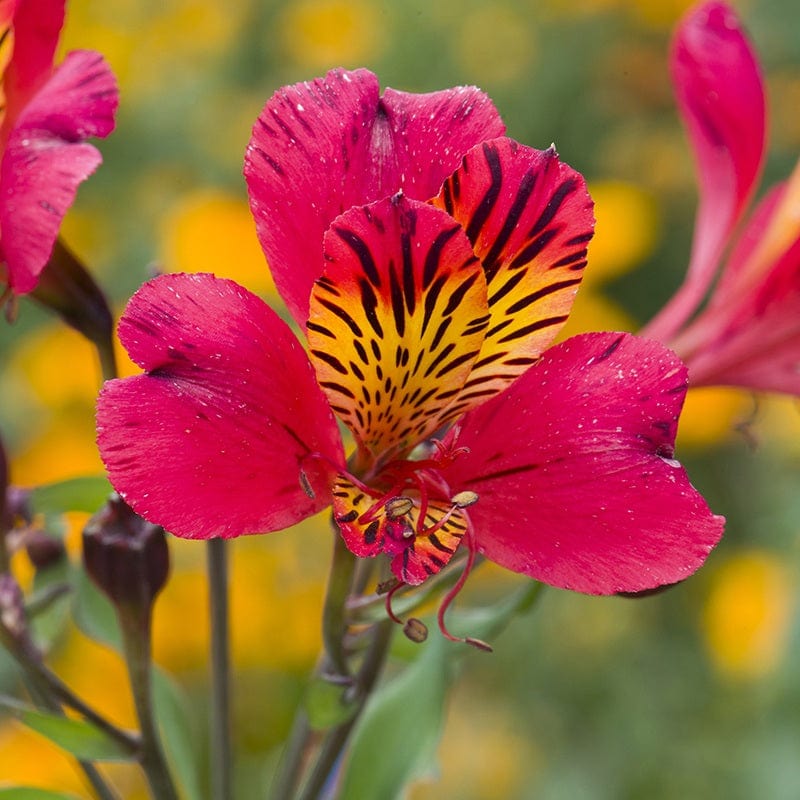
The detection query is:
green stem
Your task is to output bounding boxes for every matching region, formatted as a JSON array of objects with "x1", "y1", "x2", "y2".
[
  {"x1": 321, "y1": 530, "x2": 357, "y2": 679},
  {"x1": 96, "y1": 336, "x2": 119, "y2": 383},
  {"x1": 118, "y1": 605, "x2": 179, "y2": 800},
  {"x1": 268, "y1": 708, "x2": 312, "y2": 800},
  {"x1": 208, "y1": 537, "x2": 232, "y2": 800},
  {"x1": 296, "y1": 619, "x2": 394, "y2": 800}
]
